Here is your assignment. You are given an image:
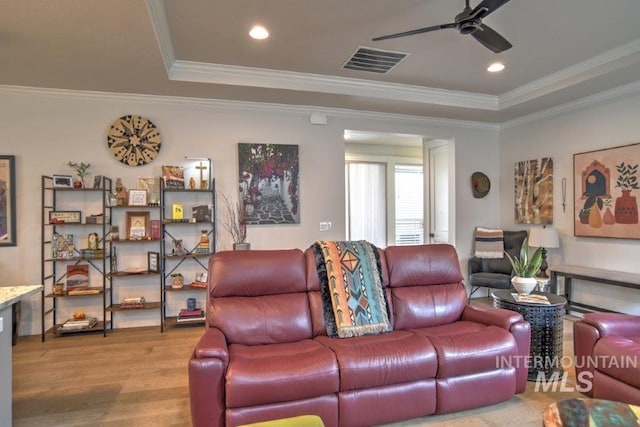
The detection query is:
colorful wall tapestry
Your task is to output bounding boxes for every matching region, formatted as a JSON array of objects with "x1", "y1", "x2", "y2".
[
  {"x1": 574, "y1": 143, "x2": 640, "y2": 239},
  {"x1": 514, "y1": 157, "x2": 554, "y2": 224},
  {"x1": 238, "y1": 143, "x2": 299, "y2": 225}
]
